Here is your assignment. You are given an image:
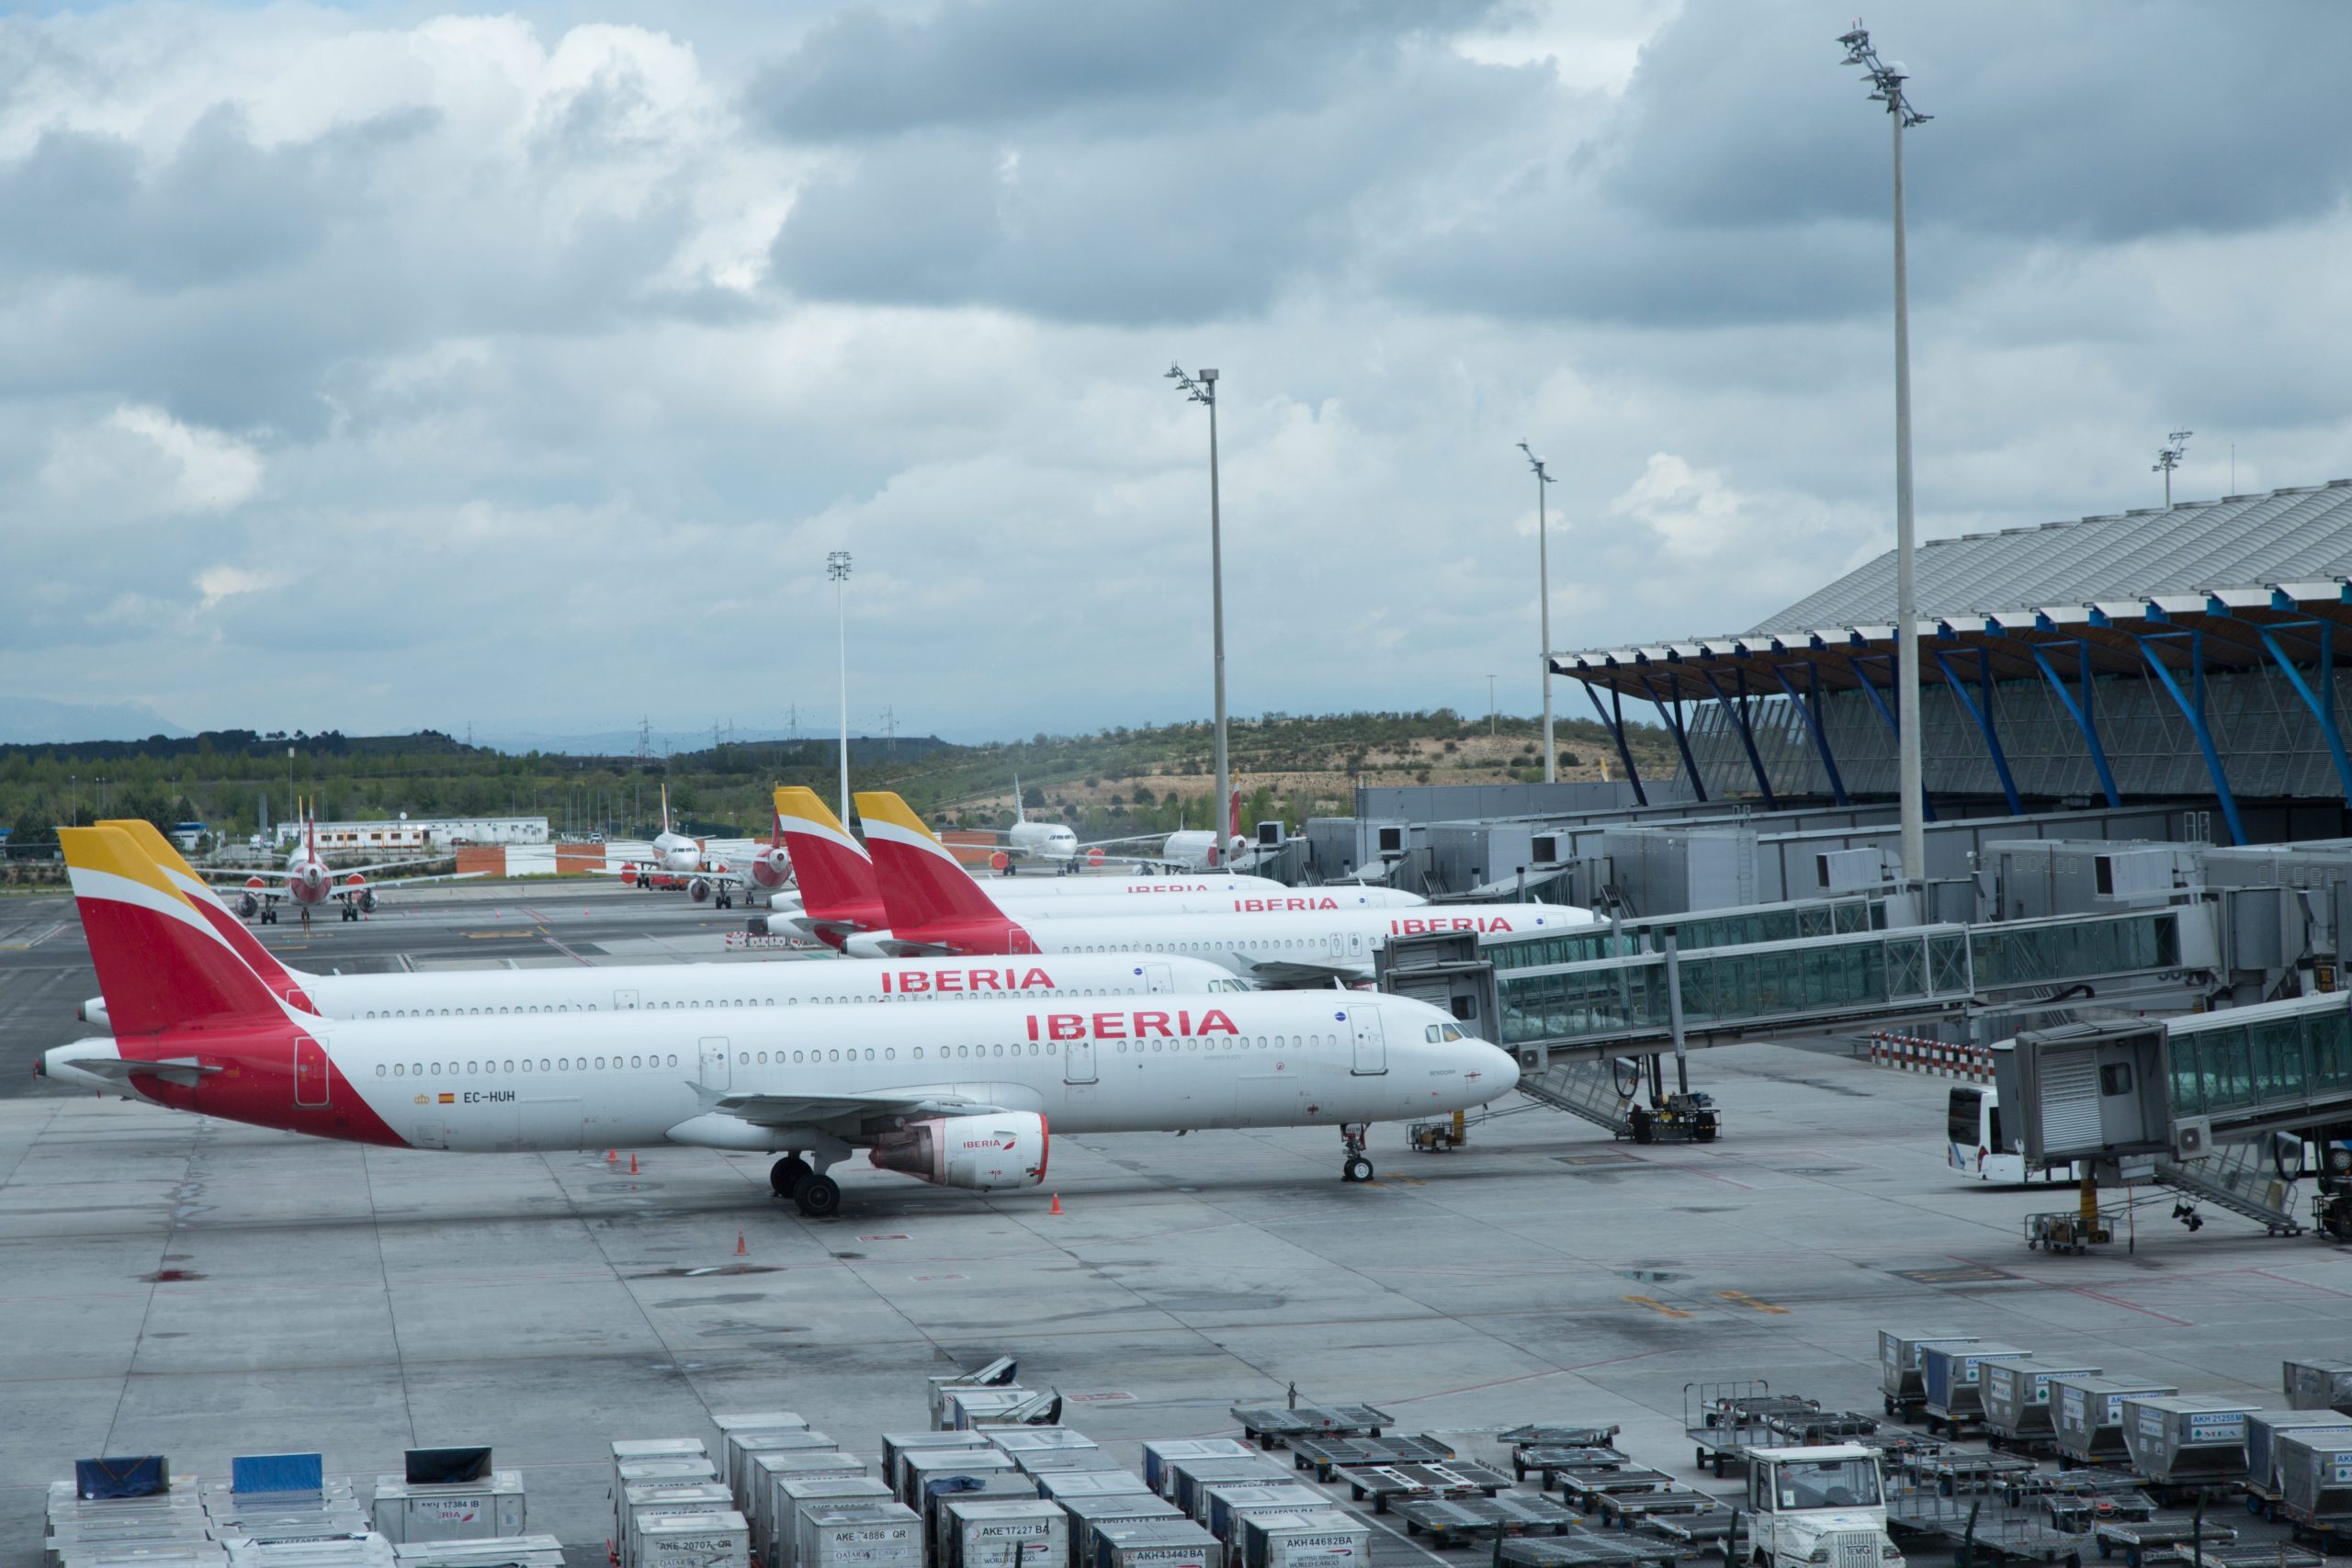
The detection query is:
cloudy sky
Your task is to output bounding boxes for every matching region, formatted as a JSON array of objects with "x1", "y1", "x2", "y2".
[{"x1": 7, "y1": 0, "x2": 2350, "y2": 744}]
